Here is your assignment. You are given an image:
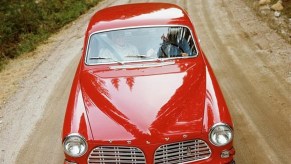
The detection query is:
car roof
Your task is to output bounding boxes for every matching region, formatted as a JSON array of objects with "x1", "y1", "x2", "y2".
[{"x1": 86, "y1": 3, "x2": 192, "y2": 34}]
